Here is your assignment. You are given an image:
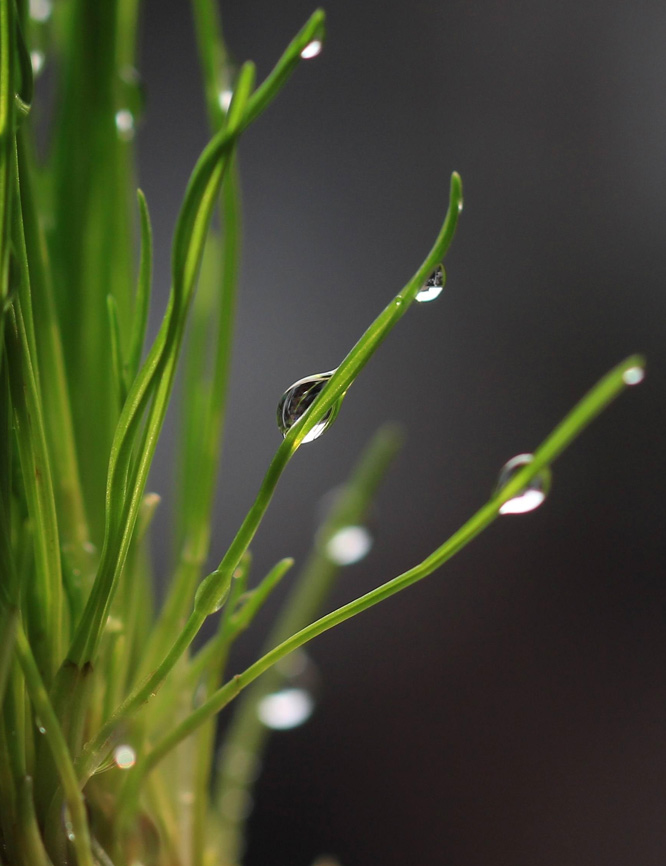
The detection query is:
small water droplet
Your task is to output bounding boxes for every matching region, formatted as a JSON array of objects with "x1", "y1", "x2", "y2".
[
  {"x1": 115, "y1": 109, "x2": 135, "y2": 141},
  {"x1": 622, "y1": 365, "x2": 645, "y2": 386},
  {"x1": 82, "y1": 540, "x2": 97, "y2": 555},
  {"x1": 256, "y1": 687, "x2": 314, "y2": 730},
  {"x1": 29, "y1": 0, "x2": 51, "y2": 22},
  {"x1": 277, "y1": 370, "x2": 341, "y2": 443},
  {"x1": 496, "y1": 453, "x2": 550, "y2": 515},
  {"x1": 35, "y1": 717, "x2": 46, "y2": 734},
  {"x1": 325, "y1": 525, "x2": 373, "y2": 565},
  {"x1": 30, "y1": 51, "x2": 45, "y2": 76},
  {"x1": 113, "y1": 744, "x2": 136, "y2": 770},
  {"x1": 416, "y1": 265, "x2": 445, "y2": 303},
  {"x1": 457, "y1": 197, "x2": 464, "y2": 213},
  {"x1": 301, "y1": 39, "x2": 323, "y2": 59}
]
